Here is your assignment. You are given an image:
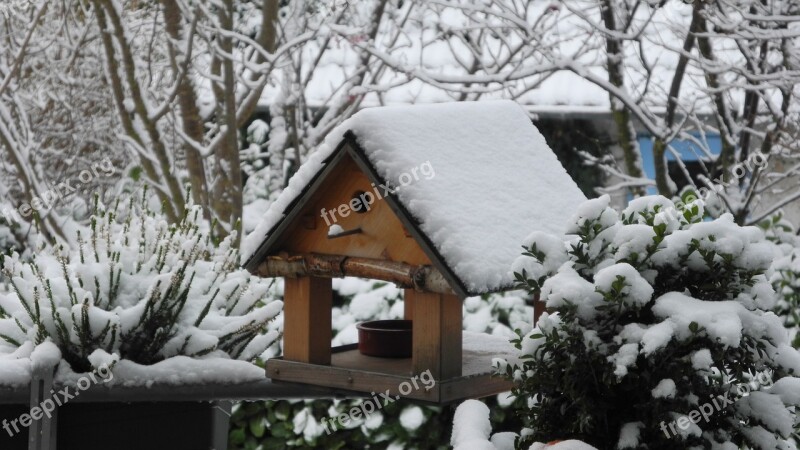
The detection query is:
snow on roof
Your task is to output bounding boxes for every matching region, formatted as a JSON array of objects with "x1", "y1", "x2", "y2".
[{"x1": 242, "y1": 100, "x2": 586, "y2": 295}]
